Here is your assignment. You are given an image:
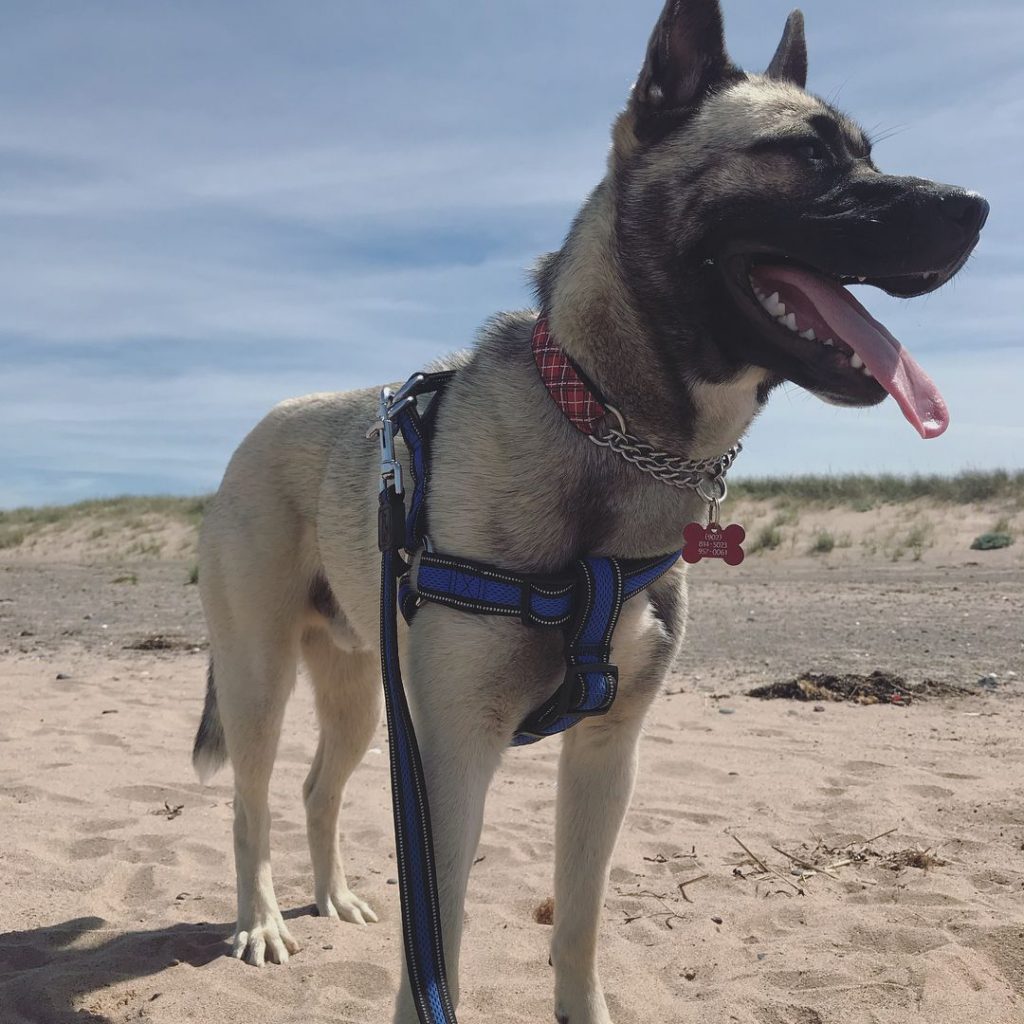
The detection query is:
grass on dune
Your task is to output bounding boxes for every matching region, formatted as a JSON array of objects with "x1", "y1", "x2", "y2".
[
  {"x1": 0, "y1": 496, "x2": 211, "y2": 550},
  {"x1": 1, "y1": 471, "x2": 1021, "y2": 553},
  {"x1": 730, "y1": 470, "x2": 1024, "y2": 508}
]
